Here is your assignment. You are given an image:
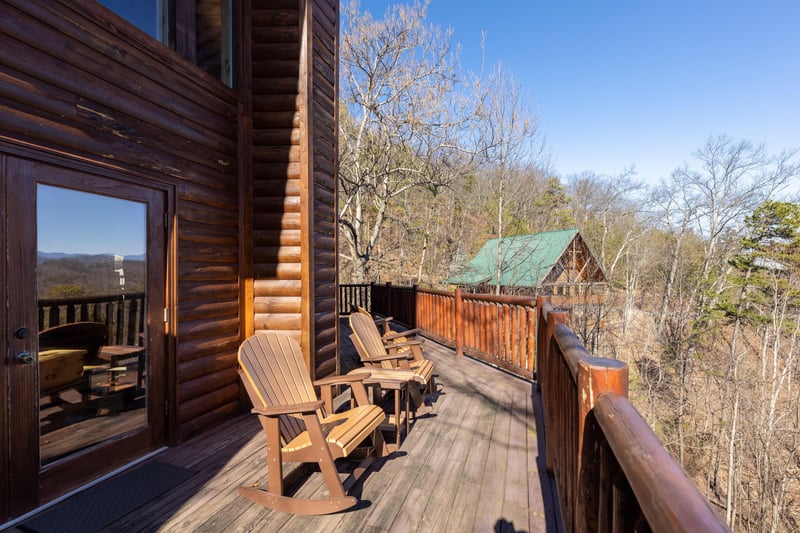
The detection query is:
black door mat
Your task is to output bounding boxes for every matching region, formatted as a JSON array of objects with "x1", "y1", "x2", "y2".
[{"x1": 19, "y1": 460, "x2": 196, "y2": 533}]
